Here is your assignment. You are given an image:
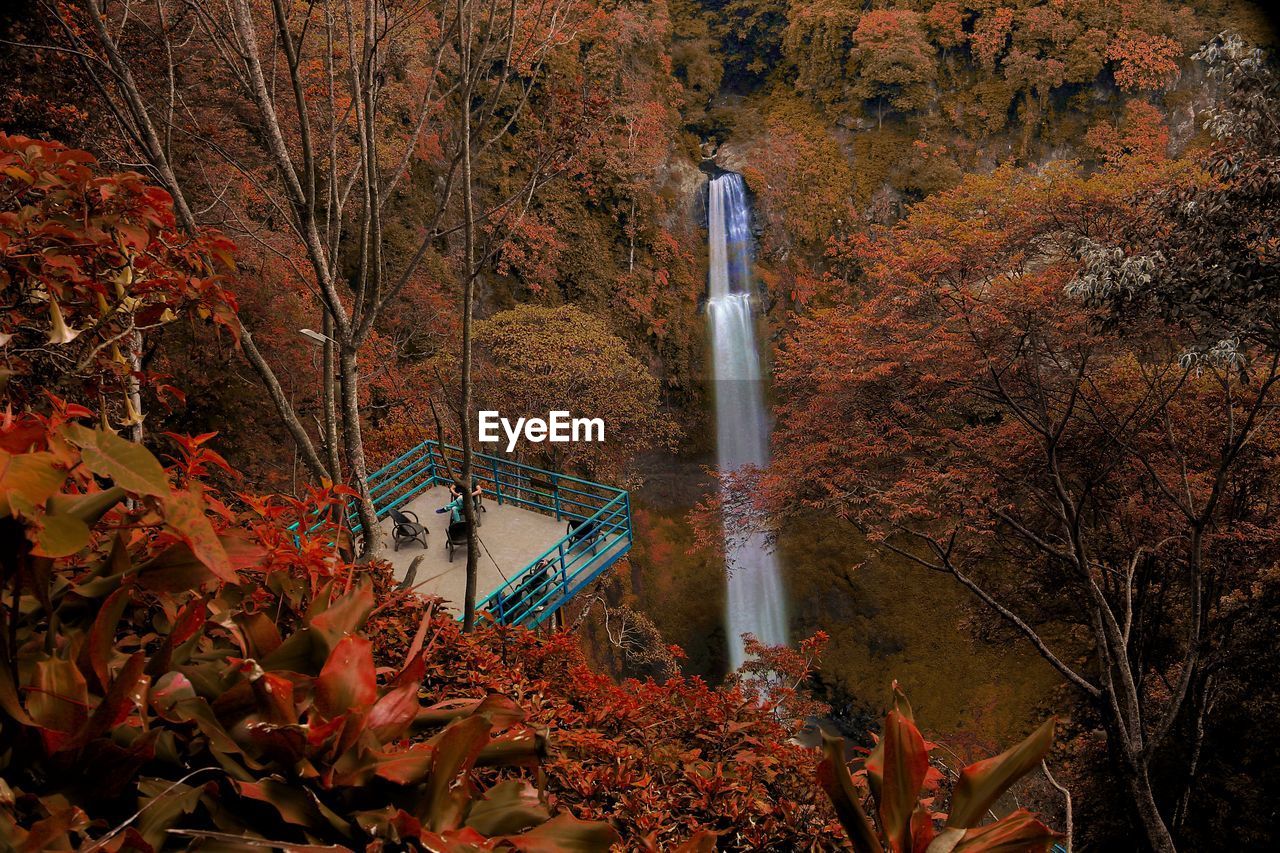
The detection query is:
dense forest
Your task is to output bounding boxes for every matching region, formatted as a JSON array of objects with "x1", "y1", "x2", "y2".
[{"x1": 1, "y1": 0, "x2": 1278, "y2": 849}]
